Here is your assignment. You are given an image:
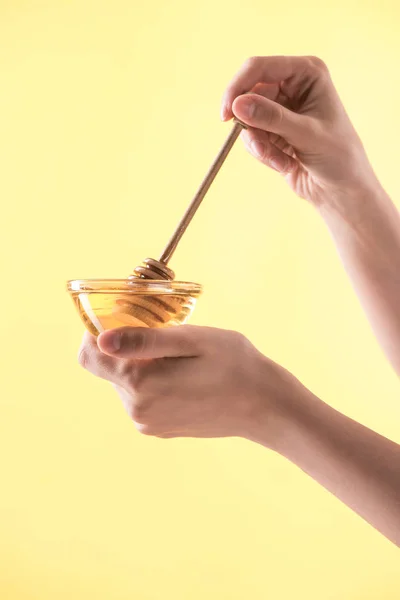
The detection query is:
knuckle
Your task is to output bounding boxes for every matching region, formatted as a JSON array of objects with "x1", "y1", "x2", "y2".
[
  {"x1": 121, "y1": 329, "x2": 142, "y2": 354},
  {"x1": 123, "y1": 328, "x2": 153, "y2": 356},
  {"x1": 304, "y1": 114, "x2": 325, "y2": 139},
  {"x1": 228, "y1": 329, "x2": 252, "y2": 353},
  {"x1": 232, "y1": 330, "x2": 247, "y2": 345},
  {"x1": 125, "y1": 363, "x2": 148, "y2": 395},
  {"x1": 254, "y1": 99, "x2": 283, "y2": 130},
  {"x1": 130, "y1": 402, "x2": 148, "y2": 424},
  {"x1": 306, "y1": 55, "x2": 328, "y2": 73},
  {"x1": 176, "y1": 337, "x2": 195, "y2": 357},
  {"x1": 78, "y1": 333, "x2": 102, "y2": 372},
  {"x1": 245, "y1": 56, "x2": 260, "y2": 69},
  {"x1": 125, "y1": 376, "x2": 138, "y2": 396},
  {"x1": 78, "y1": 346, "x2": 90, "y2": 370},
  {"x1": 174, "y1": 325, "x2": 198, "y2": 356},
  {"x1": 123, "y1": 364, "x2": 140, "y2": 393},
  {"x1": 78, "y1": 342, "x2": 111, "y2": 378},
  {"x1": 119, "y1": 360, "x2": 134, "y2": 384},
  {"x1": 144, "y1": 328, "x2": 158, "y2": 355},
  {"x1": 271, "y1": 103, "x2": 284, "y2": 128},
  {"x1": 134, "y1": 421, "x2": 155, "y2": 437}
]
